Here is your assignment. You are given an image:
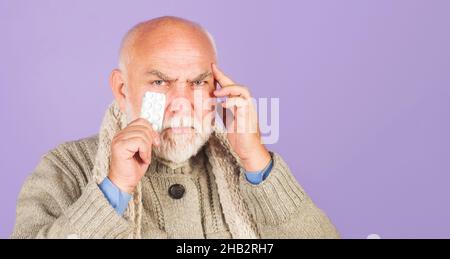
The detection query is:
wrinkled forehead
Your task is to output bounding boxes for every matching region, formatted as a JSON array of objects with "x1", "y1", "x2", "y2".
[{"x1": 124, "y1": 28, "x2": 216, "y2": 78}]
